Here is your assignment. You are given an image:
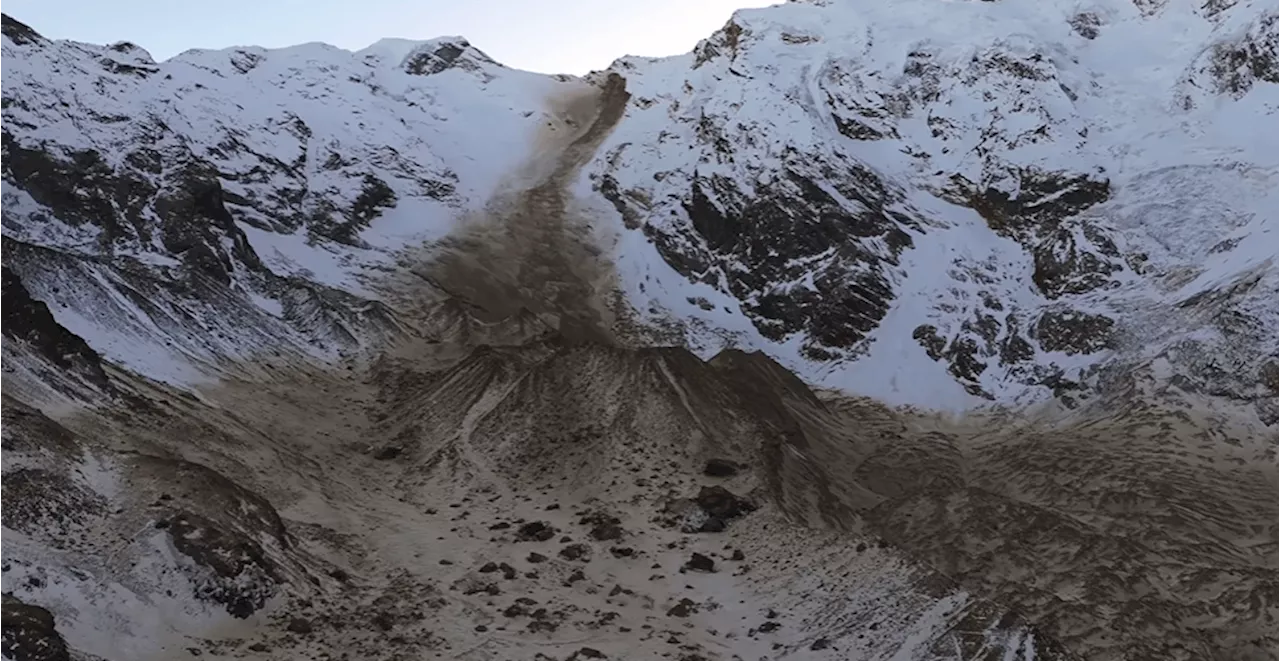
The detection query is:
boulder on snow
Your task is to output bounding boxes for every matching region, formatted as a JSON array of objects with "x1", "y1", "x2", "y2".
[
  {"x1": 703, "y1": 458, "x2": 740, "y2": 477},
  {"x1": 1, "y1": 595, "x2": 71, "y2": 661}
]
